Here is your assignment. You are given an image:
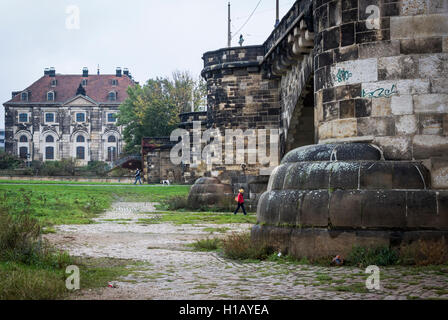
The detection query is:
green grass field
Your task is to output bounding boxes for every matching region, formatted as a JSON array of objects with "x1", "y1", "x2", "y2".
[
  {"x1": 0, "y1": 184, "x2": 190, "y2": 227},
  {"x1": 0, "y1": 183, "x2": 190, "y2": 300}
]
